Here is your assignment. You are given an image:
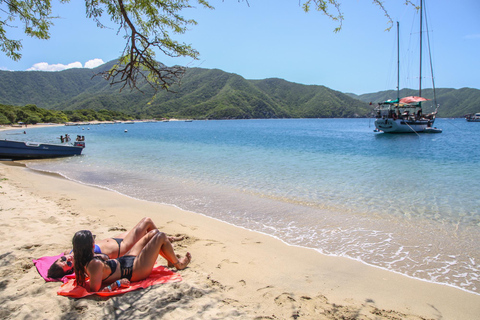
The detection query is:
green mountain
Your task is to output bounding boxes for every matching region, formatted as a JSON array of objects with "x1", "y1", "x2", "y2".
[
  {"x1": 1, "y1": 60, "x2": 478, "y2": 118},
  {"x1": 347, "y1": 87, "x2": 480, "y2": 118},
  {"x1": 0, "y1": 61, "x2": 370, "y2": 119}
]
